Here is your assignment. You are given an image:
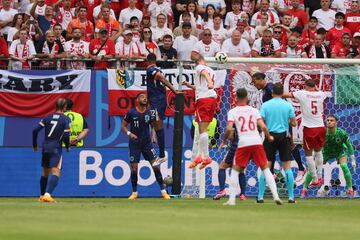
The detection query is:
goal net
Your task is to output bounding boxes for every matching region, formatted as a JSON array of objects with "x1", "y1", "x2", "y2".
[{"x1": 181, "y1": 58, "x2": 360, "y2": 198}]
